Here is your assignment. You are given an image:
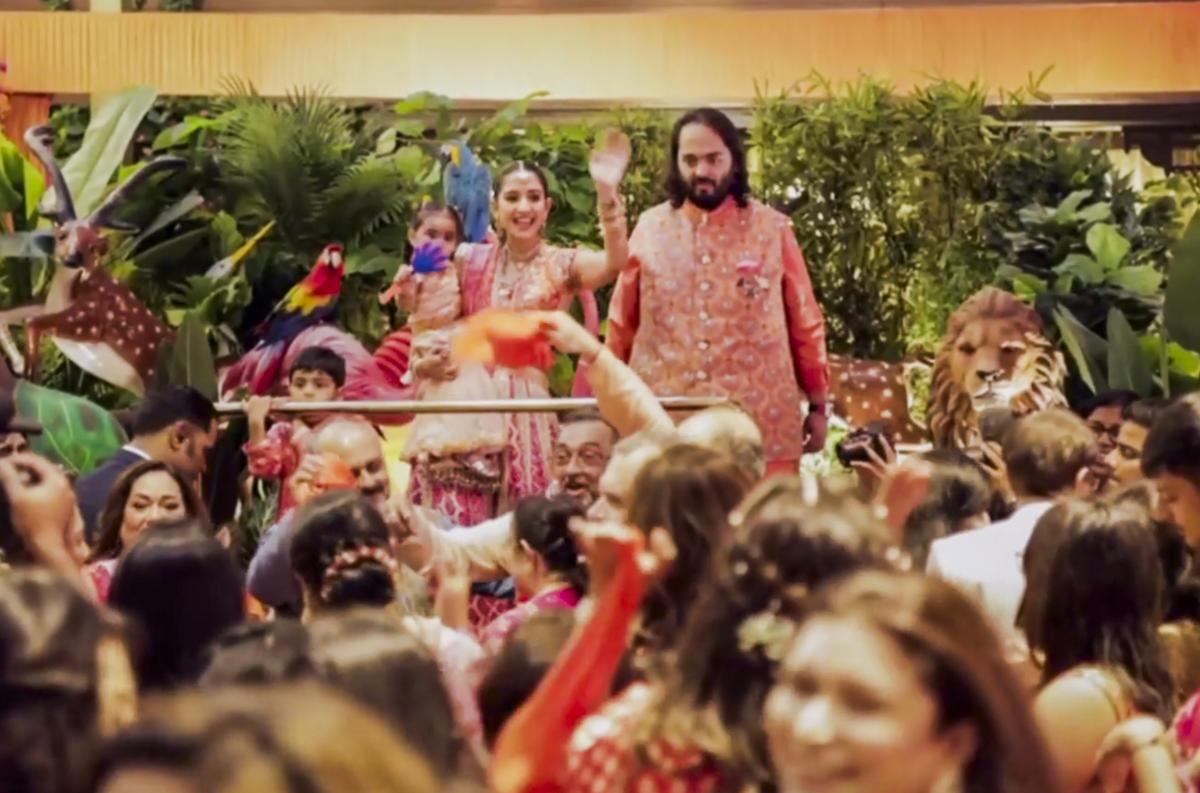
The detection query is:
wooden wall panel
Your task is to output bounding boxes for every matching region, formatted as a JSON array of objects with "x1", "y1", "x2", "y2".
[{"x1": 1, "y1": 4, "x2": 1198, "y2": 103}]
